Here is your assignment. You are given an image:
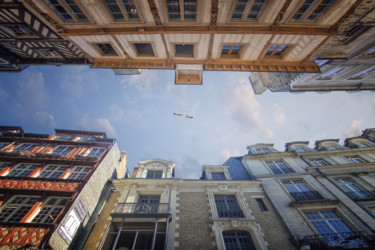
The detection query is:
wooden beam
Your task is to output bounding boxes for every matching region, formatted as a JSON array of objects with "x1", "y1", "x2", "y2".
[
  {"x1": 90, "y1": 58, "x2": 320, "y2": 72},
  {"x1": 62, "y1": 25, "x2": 334, "y2": 36},
  {"x1": 271, "y1": 0, "x2": 292, "y2": 29},
  {"x1": 147, "y1": 0, "x2": 162, "y2": 26},
  {"x1": 209, "y1": 0, "x2": 218, "y2": 30}
]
